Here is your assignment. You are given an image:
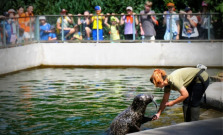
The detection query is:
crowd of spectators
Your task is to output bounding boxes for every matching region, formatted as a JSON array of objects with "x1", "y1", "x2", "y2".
[{"x1": 0, "y1": 1, "x2": 216, "y2": 44}]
